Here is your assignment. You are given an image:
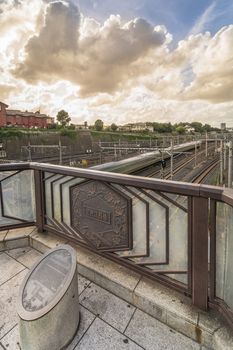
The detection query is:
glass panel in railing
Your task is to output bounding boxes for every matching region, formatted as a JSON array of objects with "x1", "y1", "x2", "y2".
[
  {"x1": 137, "y1": 189, "x2": 188, "y2": 285},
  {"x1": 61, "y1": 177, "x2": 85, "y2": 226},
  {"x1": 216, "y1": 202, "x2": 233, "y2": 308},
  {"x1": 112, "y1": 184, "x2": 147, "y2": 257},
  {"x1": 1, "y1": 170, "x2": 35, "y2": 222},
  {"x1": 44, "y1": 173, "x2": 63, "y2": 219},
  {"x1": 51, "y1": 176, "x2": 73, "y2": 222},
  {"x1": 0, "y1": 171, "x2": 17, "y2": 181}
]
